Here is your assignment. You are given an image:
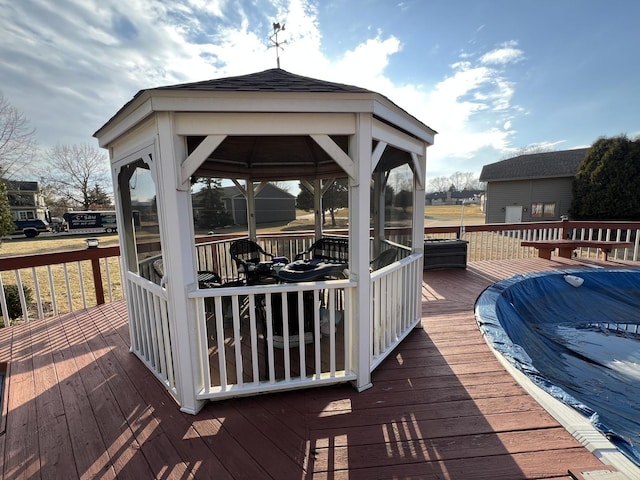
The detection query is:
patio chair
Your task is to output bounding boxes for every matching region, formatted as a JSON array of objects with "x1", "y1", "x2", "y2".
[
  {"x1": 229, "y1": 238, "x2": 275, "y2": 284},
  {"x1": 294, "y1": 237, "x2": 349, "y2": 262},
  {"x1": 370, "y1": 248, "x2": 397, "y2": 271}
]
